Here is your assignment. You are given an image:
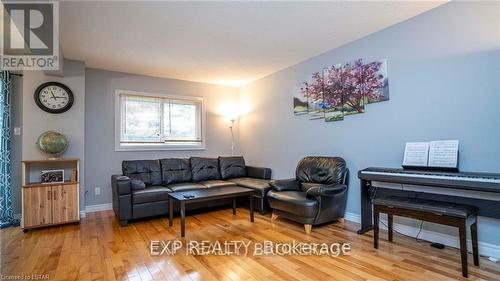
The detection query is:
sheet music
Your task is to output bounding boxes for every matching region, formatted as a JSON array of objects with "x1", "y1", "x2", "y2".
[
  {"x1": 402, "y1": 142, "x2": 429, "y2": 167},
  {"x1": 428, "y1": 140, "x2": 459, "y2": 168}
]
